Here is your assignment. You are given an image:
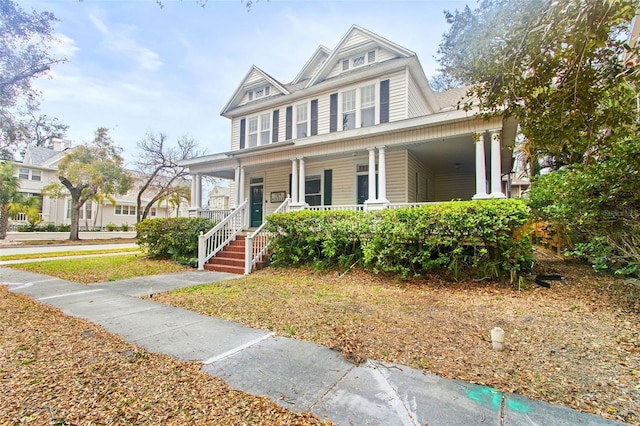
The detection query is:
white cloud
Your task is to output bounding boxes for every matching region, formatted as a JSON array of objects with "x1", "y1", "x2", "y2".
[
  {"x1": 50, "y1": 33, "x2": 79, "y2": 59},
  {"x1": 88, "y1": 12, "x2": 163, "y2": 72}
]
